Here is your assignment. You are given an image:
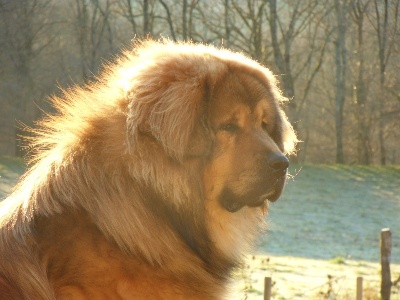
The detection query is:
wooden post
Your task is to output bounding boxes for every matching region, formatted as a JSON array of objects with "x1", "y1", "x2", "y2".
[
  {"x1": 264, "y1": 277, "x2": 272, "y2": 300},
  {"x1": 381, "y1": 228, "x2": 392, "y2": 300},
  {"x1": 356, "y1": 276, "x2": 363, "y2": 300}
]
